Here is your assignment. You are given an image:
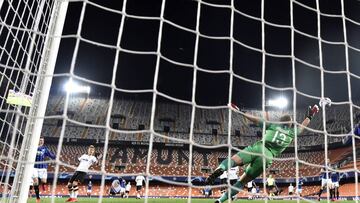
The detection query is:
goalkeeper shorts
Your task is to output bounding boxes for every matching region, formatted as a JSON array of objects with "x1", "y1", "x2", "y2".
[{"x1": 236, "y1": 142, "x2": 273, "y2": 179}]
